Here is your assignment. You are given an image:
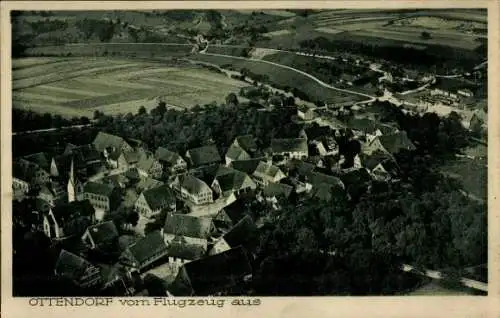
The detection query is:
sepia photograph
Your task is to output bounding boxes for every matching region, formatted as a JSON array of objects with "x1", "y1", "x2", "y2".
[{"x1": 6, "y1": 4, "x2": 491, "y2": 302}]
